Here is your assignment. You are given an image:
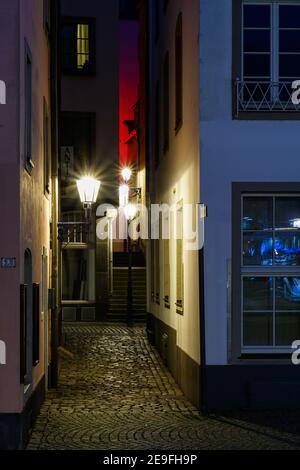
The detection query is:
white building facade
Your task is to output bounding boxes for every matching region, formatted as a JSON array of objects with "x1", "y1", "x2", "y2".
[{"x1": 201, "y1": 0, "x2": 300, "y2": 409}]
